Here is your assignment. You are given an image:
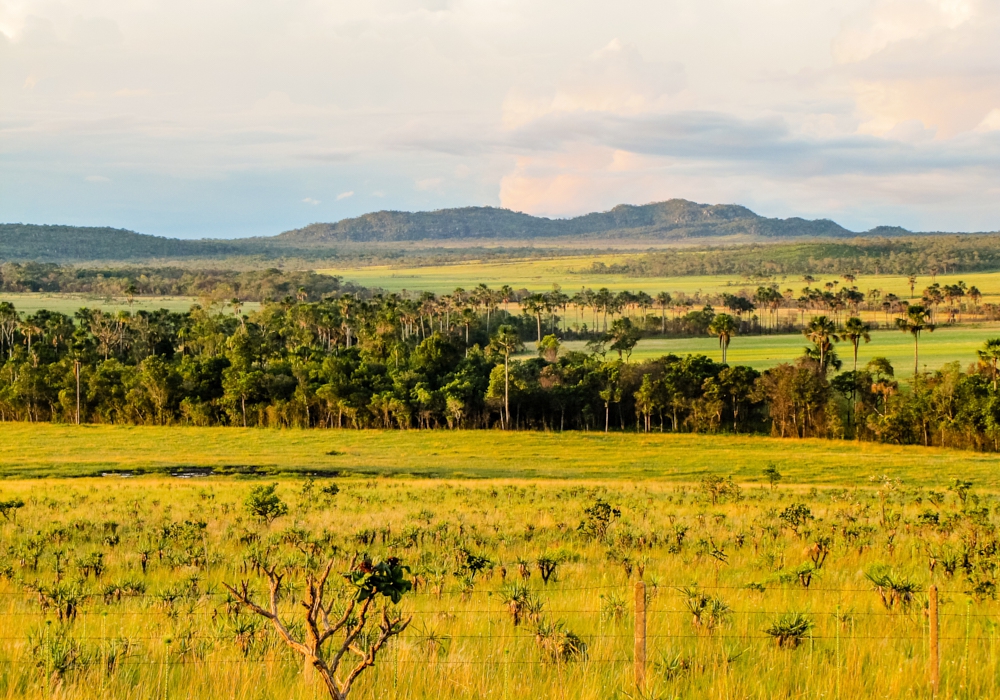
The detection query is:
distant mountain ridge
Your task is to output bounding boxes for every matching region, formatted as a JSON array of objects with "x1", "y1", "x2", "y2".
[
  {"x1": 0, "y1": 199, "x2": 974, "y2": 262},
  {"x1": 278, "y1": 200, "x2": 854, "y2": 242}
]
